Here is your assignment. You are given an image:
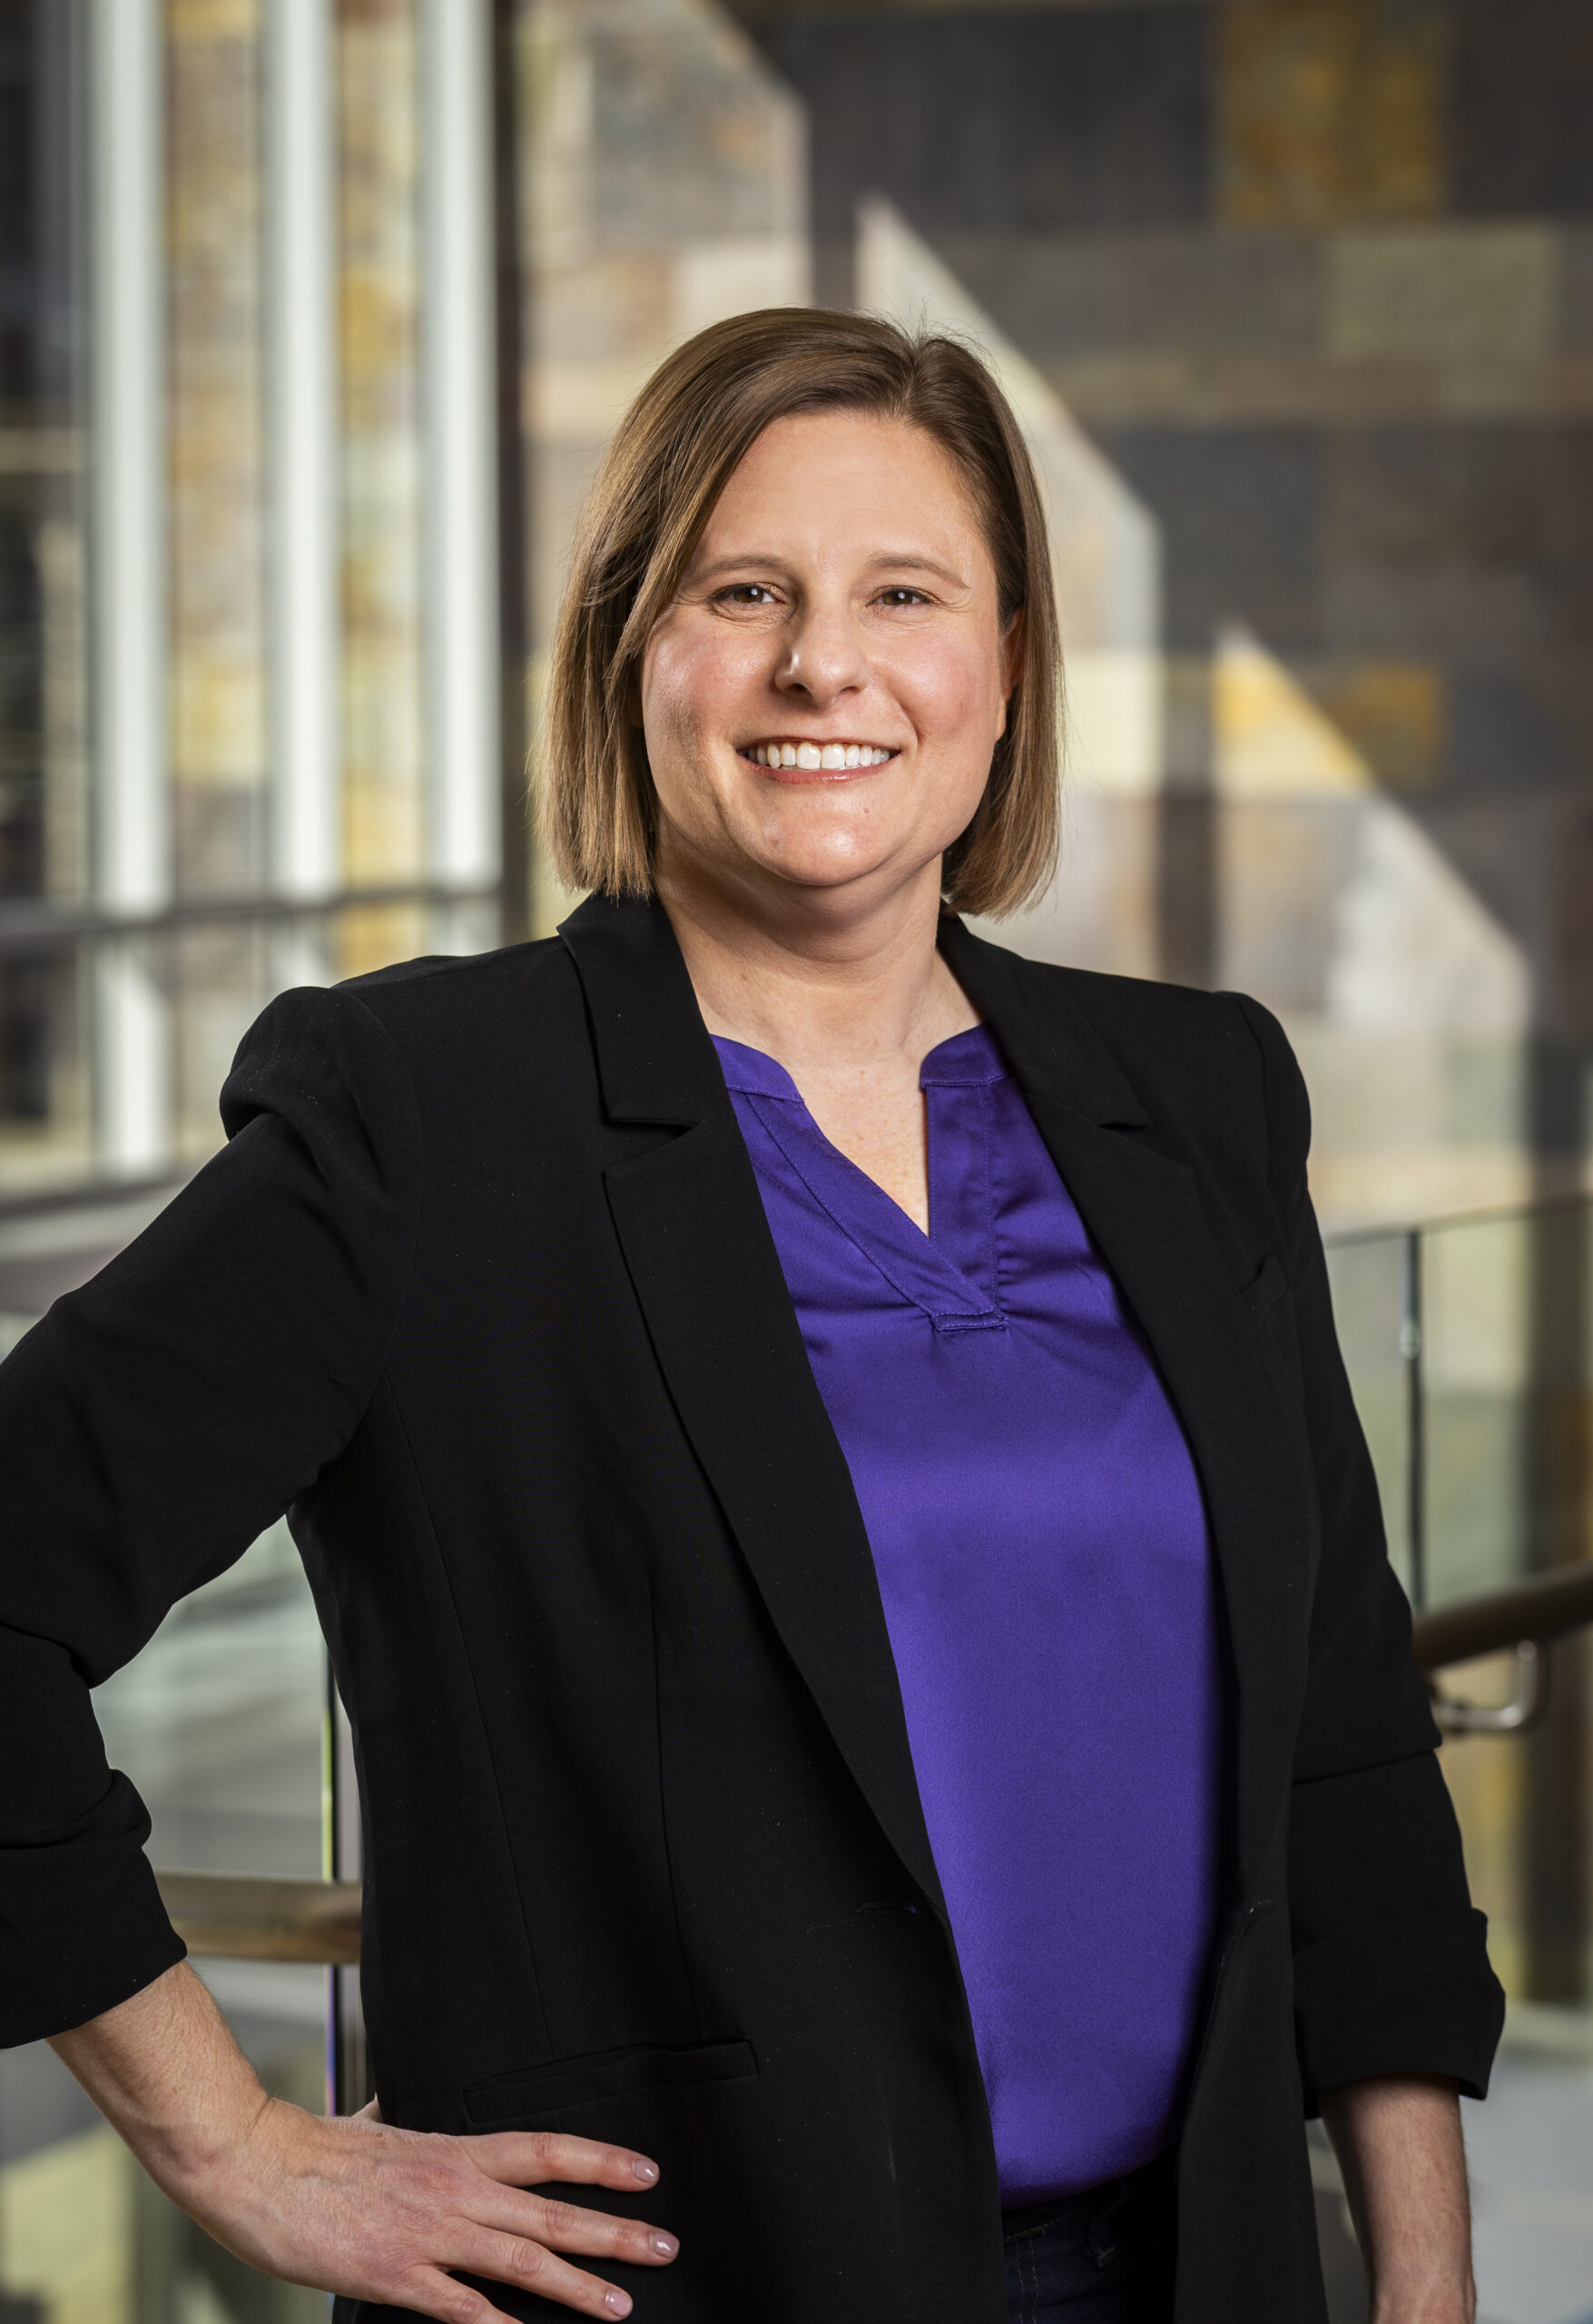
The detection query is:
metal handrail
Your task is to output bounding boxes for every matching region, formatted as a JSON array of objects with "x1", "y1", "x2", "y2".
[
  {"x1": 1413, "y1": 1561, "x2": 1593, "y2": 1737},
  {"x1": 154, "y1": 1869, "x2": 361, "y2": 1965},
  {"x1": 150, "y1": 1564, "x2": 1593, "y2": 1967},
  {"x1": 1410, "y1": 1561, "x2": 1593, "y2": 1673},
  {"x1": 0, "y1": 877, "x2": 501, "y2": 956},
  {"x1": 1324, "y1": 1183, "x2": 1593, "y2": 1252}
]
